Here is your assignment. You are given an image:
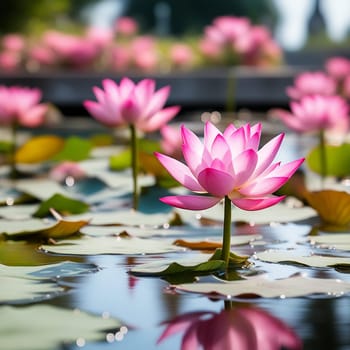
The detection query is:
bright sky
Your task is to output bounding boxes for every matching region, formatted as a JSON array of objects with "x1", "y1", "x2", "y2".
[{"x1": 273, "y1": 0, "x2": 350, "y2": 50}]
